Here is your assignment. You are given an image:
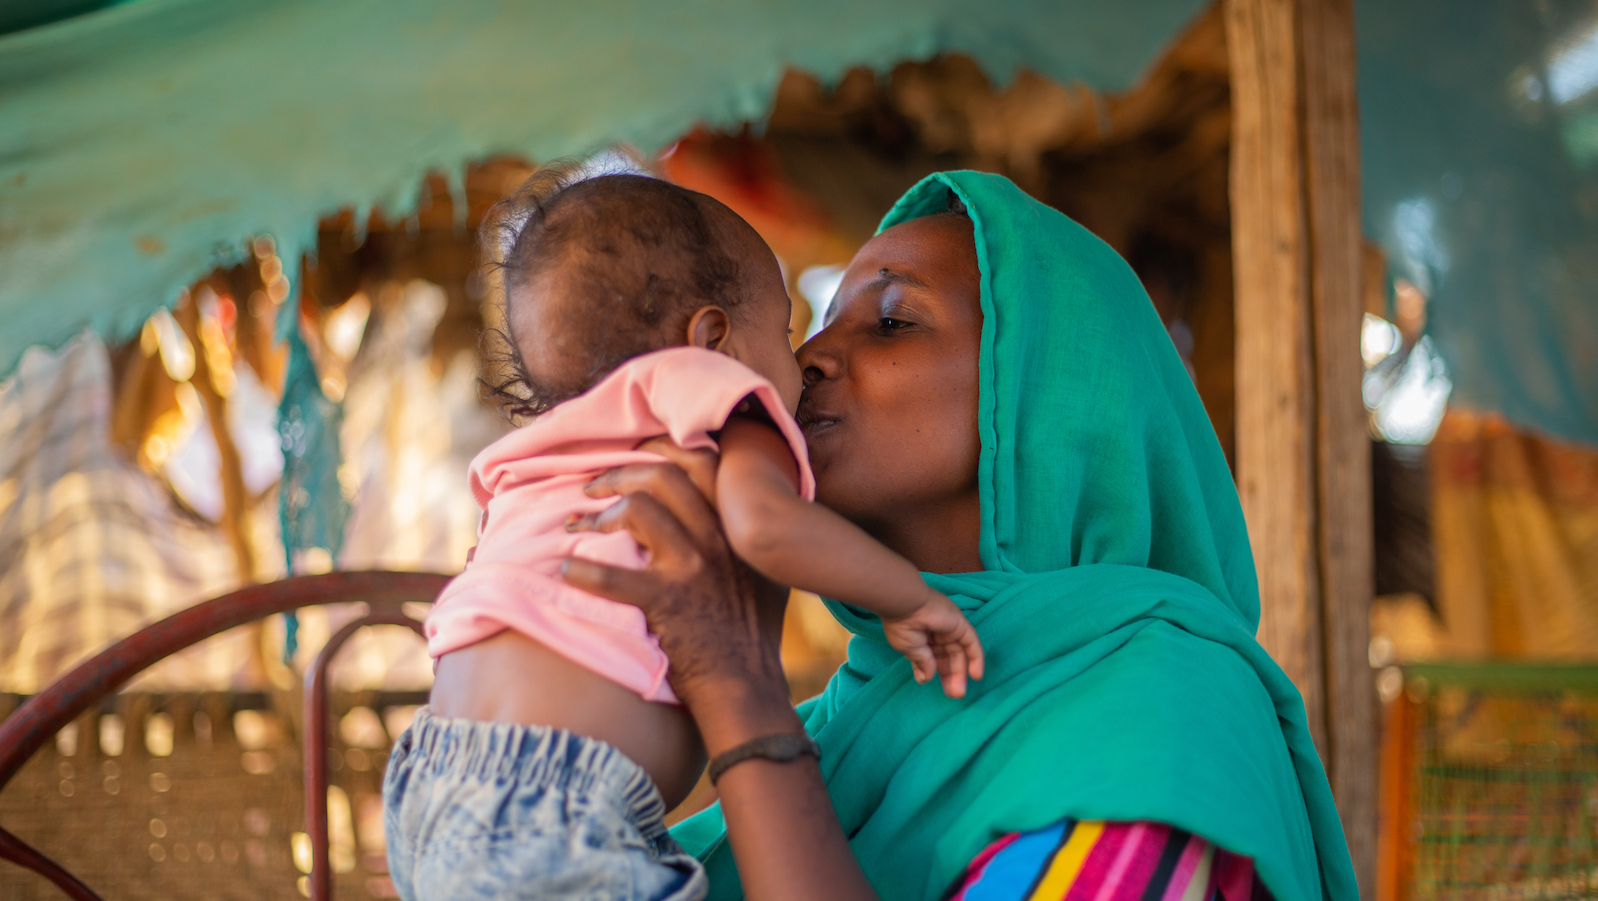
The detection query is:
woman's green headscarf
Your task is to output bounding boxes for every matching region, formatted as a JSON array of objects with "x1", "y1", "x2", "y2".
[{"x1": 674, "y1": 172, "x2": 1357, "y2": 901}]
